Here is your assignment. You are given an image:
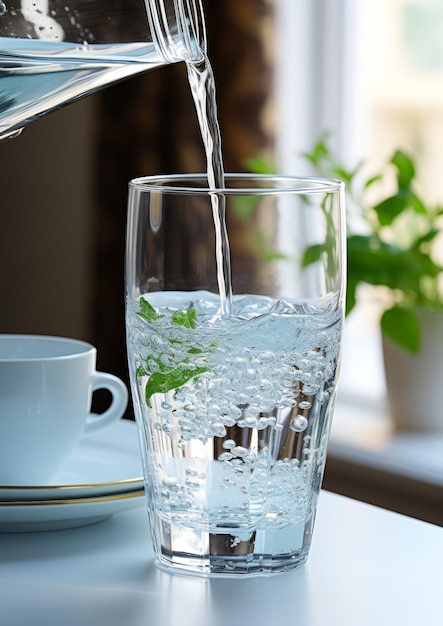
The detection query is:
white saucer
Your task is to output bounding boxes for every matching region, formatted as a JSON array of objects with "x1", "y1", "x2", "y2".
[
  {"x1": 0, "y1": 419, "x2": 144, "y2": 501},
  {"x1": 0, "y1": 489, "x2": 145, "y2": 532}
]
